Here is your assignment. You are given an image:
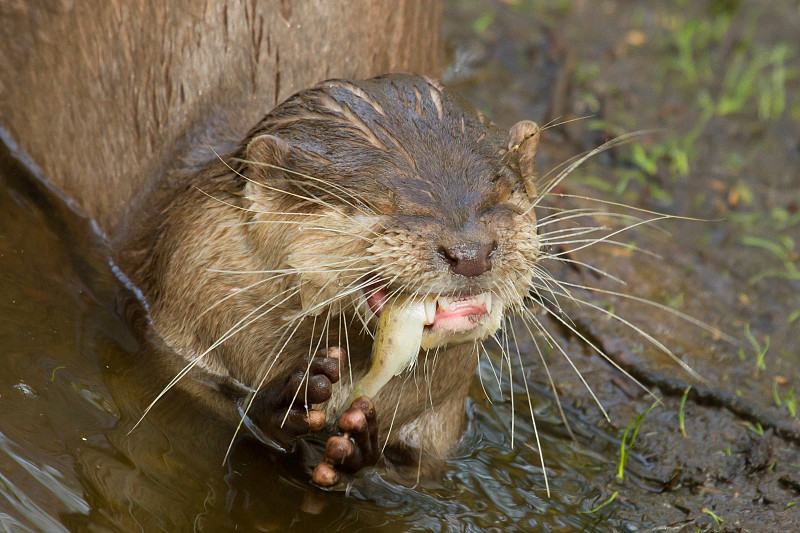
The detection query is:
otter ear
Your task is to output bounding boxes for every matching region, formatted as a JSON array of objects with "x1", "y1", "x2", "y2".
[
  {"x1": 508, "y1": 120, "x2": 540, "y2": 199},
  {"x1": 245, "y1": 134, "x2": 293, "y2": 178}
]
